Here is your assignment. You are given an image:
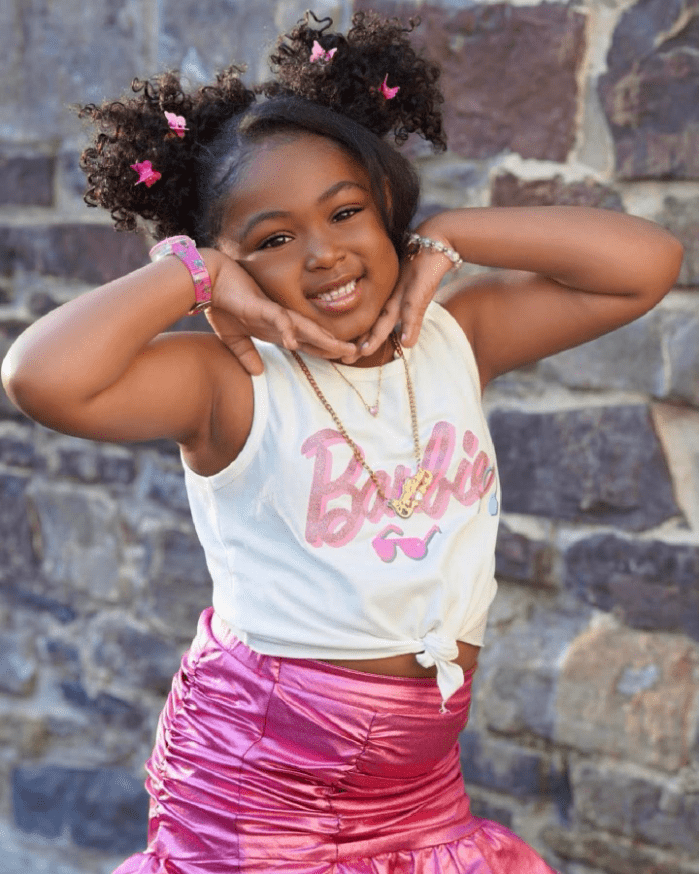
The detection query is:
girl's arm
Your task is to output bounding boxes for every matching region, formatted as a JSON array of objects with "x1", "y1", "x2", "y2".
[
  {"x1": 405, "y1": 207, "x2": 683, "y2": 390},
  {"x1": 1, "y1": 249, "x2": 354, "y2": 448}
]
